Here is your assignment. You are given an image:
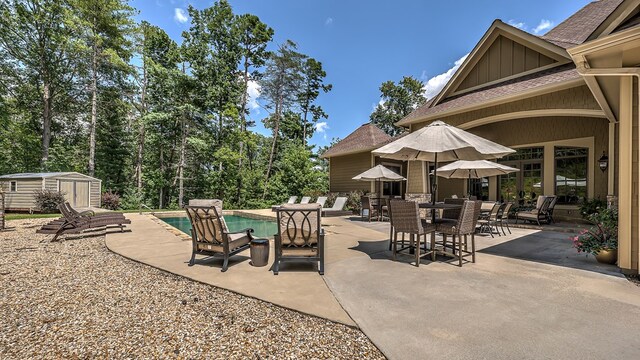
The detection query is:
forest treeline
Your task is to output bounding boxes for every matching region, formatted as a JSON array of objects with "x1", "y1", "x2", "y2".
[{"x1": 0, "y1": 0, "x2": 335, "y2": 209}]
